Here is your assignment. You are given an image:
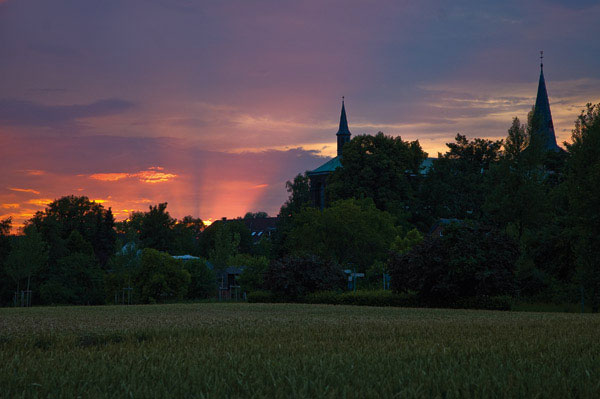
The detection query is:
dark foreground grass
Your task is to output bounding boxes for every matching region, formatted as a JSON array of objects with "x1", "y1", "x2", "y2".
[{"x1": 1, "y1": 303, "x2": 599, "y2": 398}]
